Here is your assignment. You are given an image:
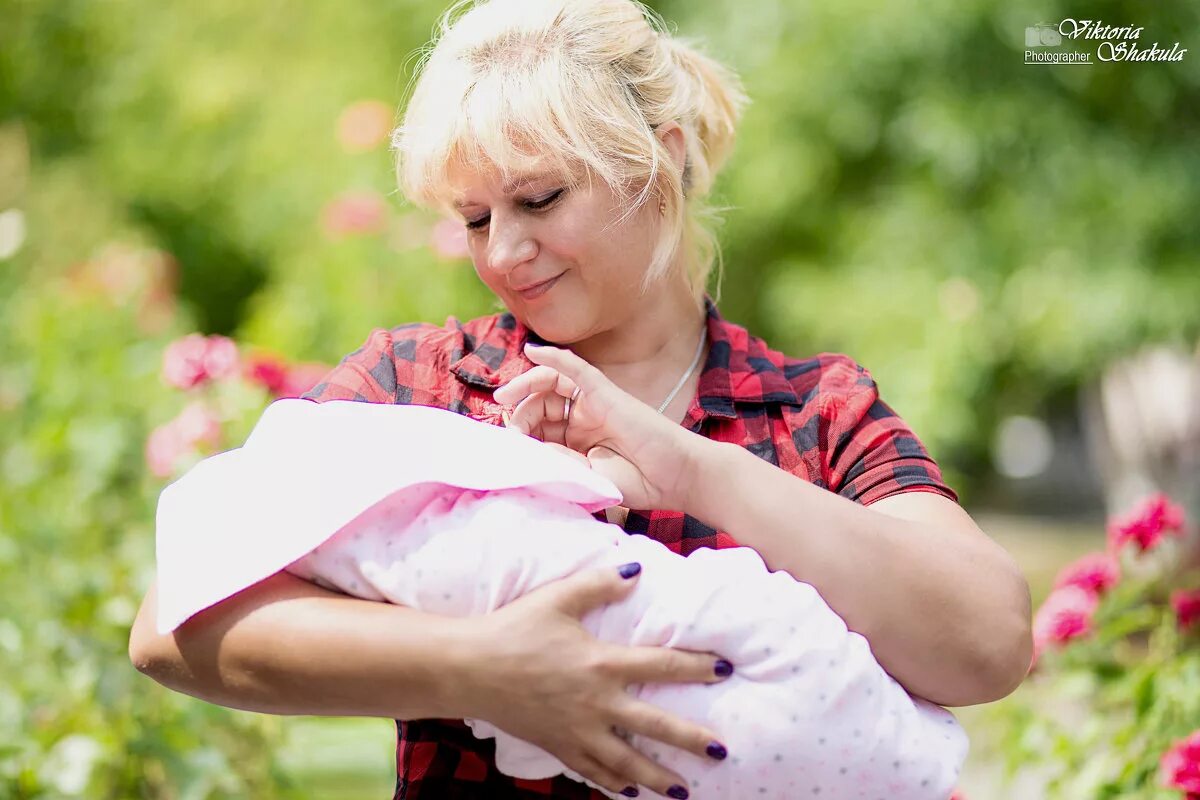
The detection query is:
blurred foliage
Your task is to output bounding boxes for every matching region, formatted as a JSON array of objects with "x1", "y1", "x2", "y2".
[
  {"x1": 0, "y1": 172, "x2": 292, "y2": 793},
  {"x1": 1, "y1": 0, "x2": 1198, "y2": 795},
  {"x1": 980, "y1": 497, "x2": 1199, "y2": 799}
]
